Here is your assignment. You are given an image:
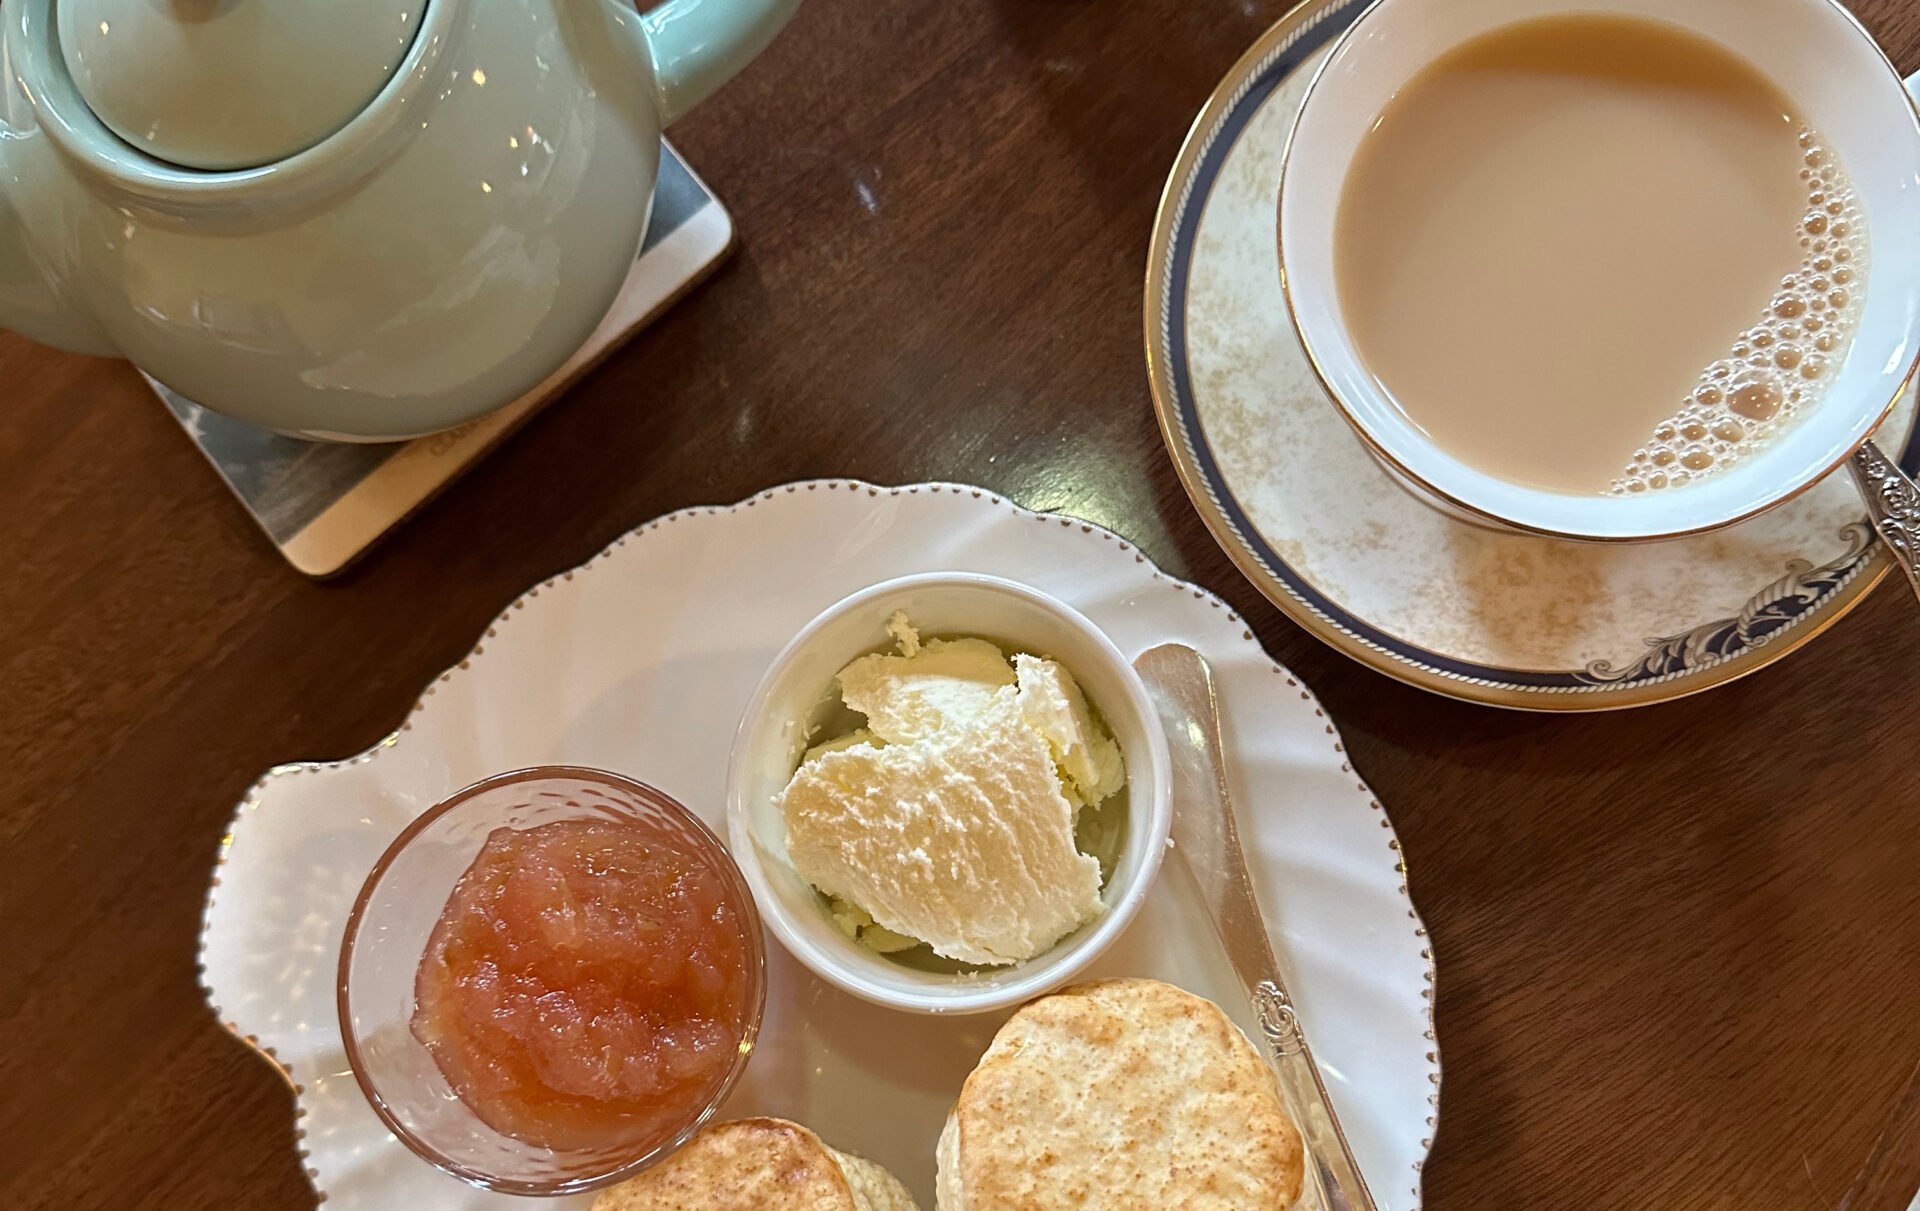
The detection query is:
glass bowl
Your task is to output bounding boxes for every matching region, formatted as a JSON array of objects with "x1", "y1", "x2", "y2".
[{"x1": 337, "y1": 766, "x2": 766, "y2": 1196}]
